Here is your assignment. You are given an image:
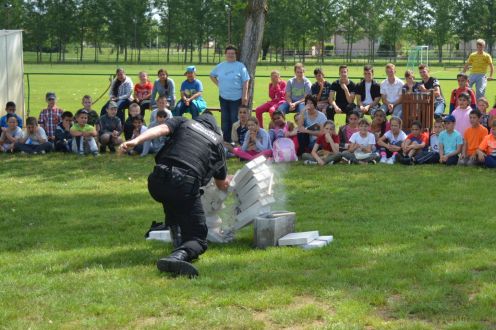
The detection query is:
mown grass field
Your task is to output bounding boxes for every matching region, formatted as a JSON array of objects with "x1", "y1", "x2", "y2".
[{"x1": 0, "y1": 154, "x2": 495, "y2": 329}]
